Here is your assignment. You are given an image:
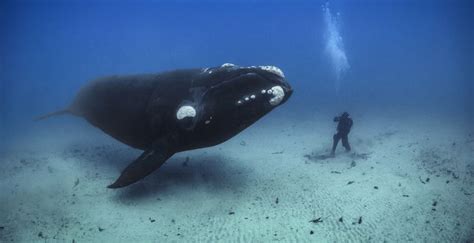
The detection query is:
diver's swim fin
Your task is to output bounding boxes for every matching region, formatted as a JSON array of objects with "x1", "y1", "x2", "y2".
[{"x1": 107, "y1": 140, "x2": 174, "y2": 188}]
